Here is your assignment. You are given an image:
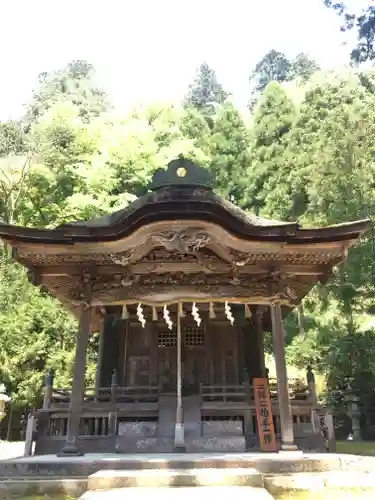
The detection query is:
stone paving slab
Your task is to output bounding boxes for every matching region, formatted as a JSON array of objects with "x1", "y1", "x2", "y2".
[
  {"x1": 80, "y1": 486, "x2": 275, "y2": 500},
  {"x1": 264, "y1": 471, "x2": 375, "y2": 496},
  {"x1": 0, "y1": 477, "x2": 87, "y2": 498}
]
